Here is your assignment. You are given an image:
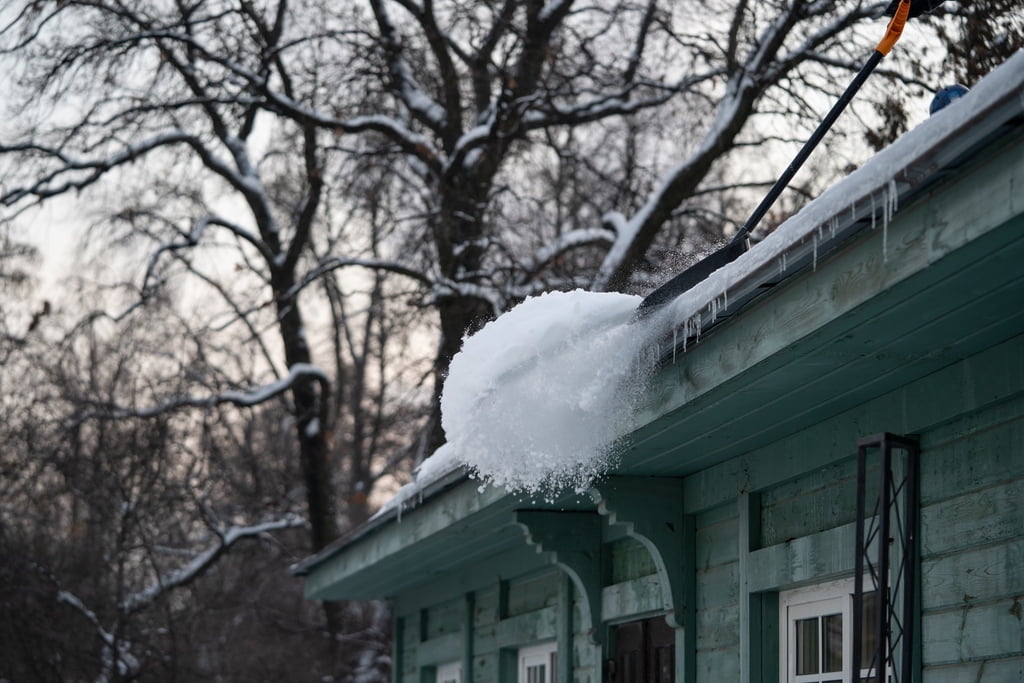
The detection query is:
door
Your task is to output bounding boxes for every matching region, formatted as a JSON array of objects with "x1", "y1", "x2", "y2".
[{"x1": 611, "y1": 617, "x2": 675, "y2": 683}]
